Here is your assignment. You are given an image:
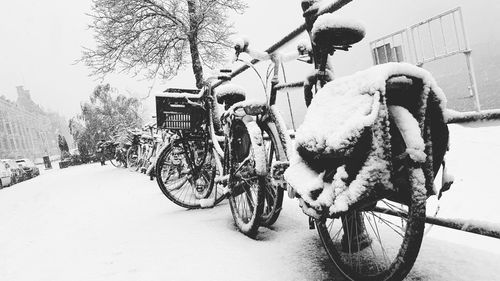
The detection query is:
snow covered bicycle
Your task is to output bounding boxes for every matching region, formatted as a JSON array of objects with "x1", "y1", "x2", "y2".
[
  {"x1": 229, "y1": 0, "x2": 453, "y2": 279},
  {"x1": 154, "y1": 75, "x2": 270, "y2": 237}
]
